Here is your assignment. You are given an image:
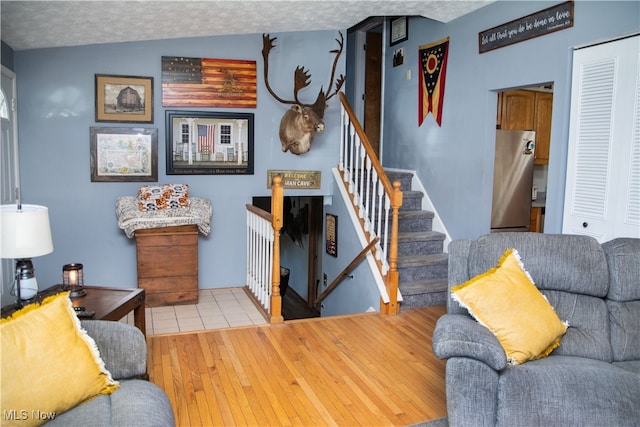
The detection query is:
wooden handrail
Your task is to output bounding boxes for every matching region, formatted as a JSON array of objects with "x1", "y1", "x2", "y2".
[
  {"x1": 315, "y1": 237, "x2": 379, "y2": 306},
  {"x1": 339, "y1": 92, "x2": 394, "y2": 195},
  {"x1": 245, "y1": 204, "x2": 272, "y2": 221}
]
